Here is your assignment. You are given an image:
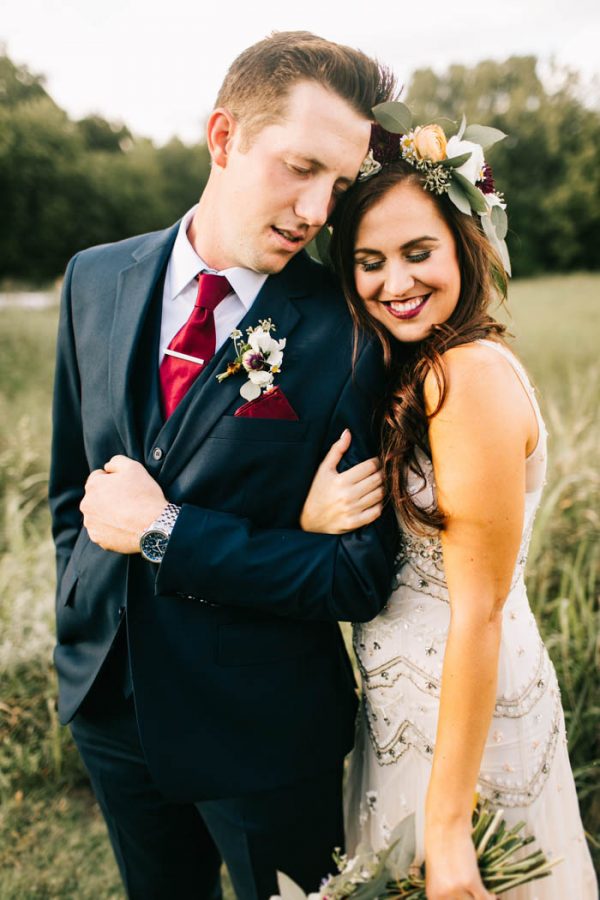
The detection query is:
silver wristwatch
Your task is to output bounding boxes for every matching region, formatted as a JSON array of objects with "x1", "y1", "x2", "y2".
[{"x1": 139, "y1": 502, "x2": 181, "y2": 563}]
